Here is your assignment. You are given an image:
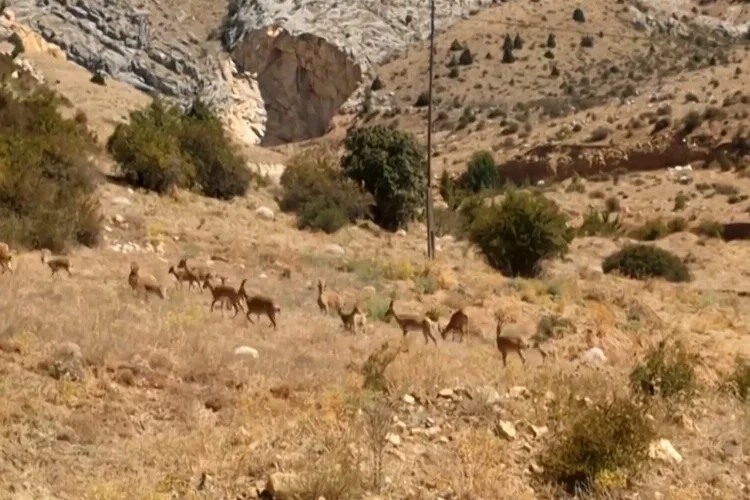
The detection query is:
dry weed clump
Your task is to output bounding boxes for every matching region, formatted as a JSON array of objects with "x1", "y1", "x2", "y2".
[
  {"x1": 539, "y1": 395, "x2": 655, "y2": 495},
  {"x1": 630, "y1": 340, "x2": 698, "y2": 401}
]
